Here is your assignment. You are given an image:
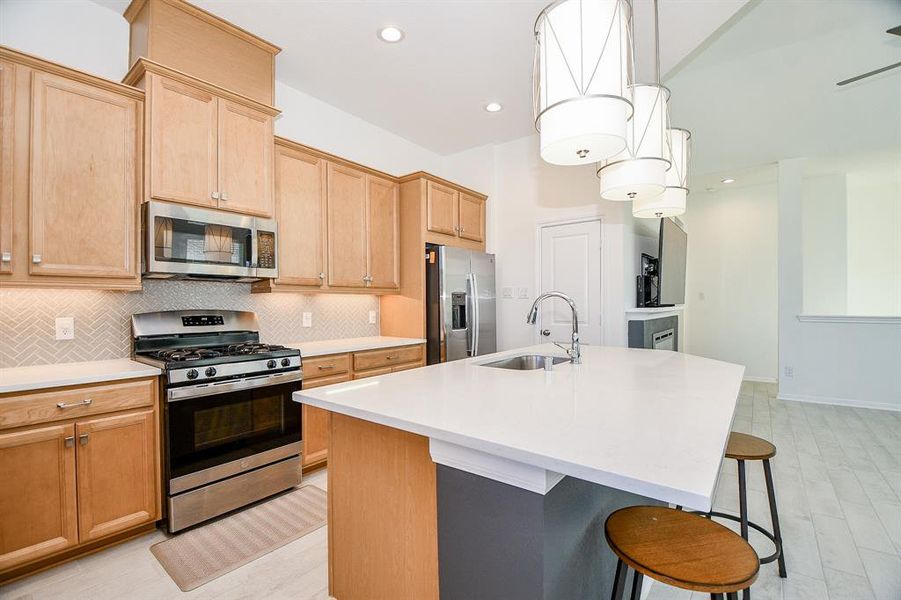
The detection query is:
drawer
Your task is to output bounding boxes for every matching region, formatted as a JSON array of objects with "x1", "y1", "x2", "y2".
[
  {"x1": 303, "y1": 354, "x2": 351, "y2": 380},
  {"x1": 353, "y1": 367, "x2": 392, "y2": 380},
  {"x1": 0, "y1": 378, "x2": 155, "y2": 430},
  {"x1": 353, "y1": 345, "x2": 423, "y2": 372},
  {"x1": 392, "y1": 362, "x2": 421, "y2": 374},
  {"x1": 303, "y1": 373, "x2": 351, "y2": 390}
]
